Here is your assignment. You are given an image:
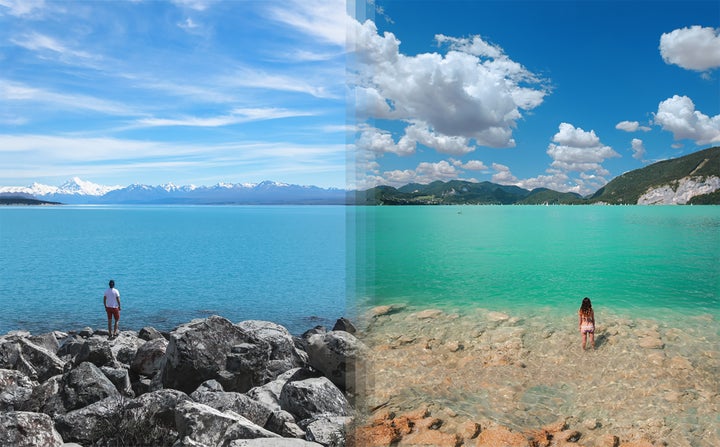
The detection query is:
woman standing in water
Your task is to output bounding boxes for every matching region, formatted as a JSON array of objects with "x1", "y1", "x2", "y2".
[{"x1": 578, "y1": 297, "x2": 595, "y2": 350}]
